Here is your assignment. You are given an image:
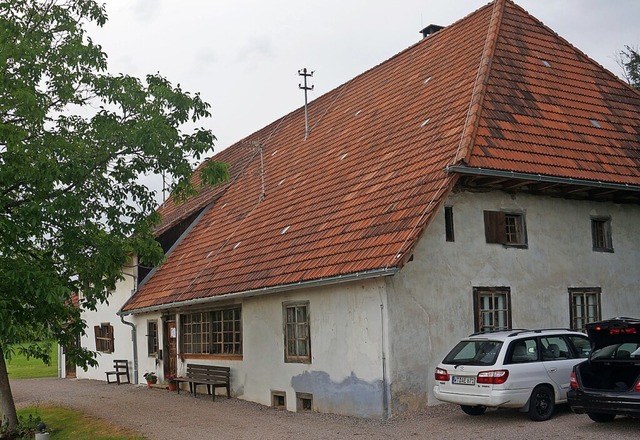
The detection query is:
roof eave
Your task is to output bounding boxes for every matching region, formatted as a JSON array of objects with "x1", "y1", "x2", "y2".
[
  {"x1": 446, "y1": 165, "x2": 640, "y2": 195},
  {"x1": 119, "y1": 267, "x2": 399, "y2": 316}
]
